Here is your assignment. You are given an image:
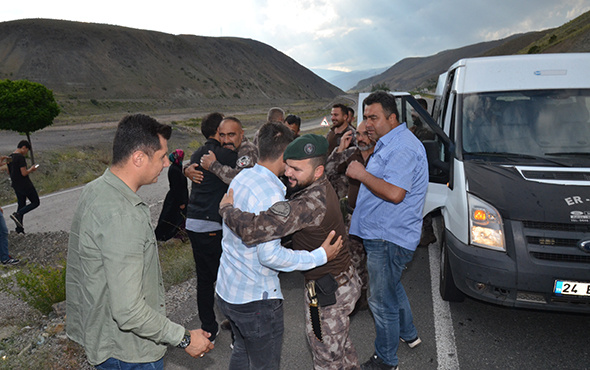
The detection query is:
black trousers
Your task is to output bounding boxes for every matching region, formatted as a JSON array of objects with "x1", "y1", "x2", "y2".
[{"x1": 188, "y1": 229, "x2": 223, "y2": 335}]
